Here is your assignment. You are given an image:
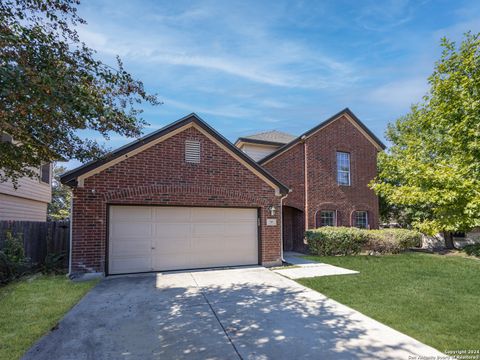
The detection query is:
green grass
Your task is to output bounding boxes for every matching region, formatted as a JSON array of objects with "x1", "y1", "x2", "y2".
[
  {"x1": 0, "y1": 275, "x2": 98, "y2": 360},
  {"x1": 298, "y1": 253, "x2": 480, "y2": 352}
]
